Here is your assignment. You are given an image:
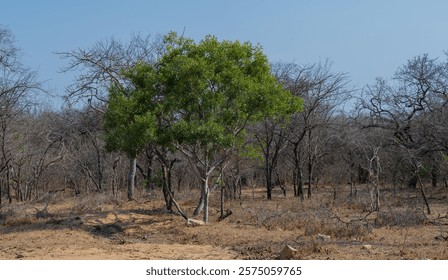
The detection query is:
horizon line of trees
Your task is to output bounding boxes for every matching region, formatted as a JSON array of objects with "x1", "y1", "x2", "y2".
[{"x1": 1, "y1": 26, "x2": 447, "y2": 221}]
